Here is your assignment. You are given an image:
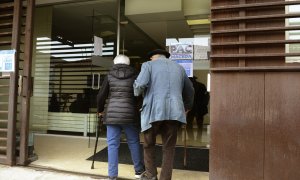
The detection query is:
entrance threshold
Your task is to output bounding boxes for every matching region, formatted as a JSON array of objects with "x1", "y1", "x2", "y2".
[{"x1": 30, "y1": 134, "x2": 208, "y2": 180}]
